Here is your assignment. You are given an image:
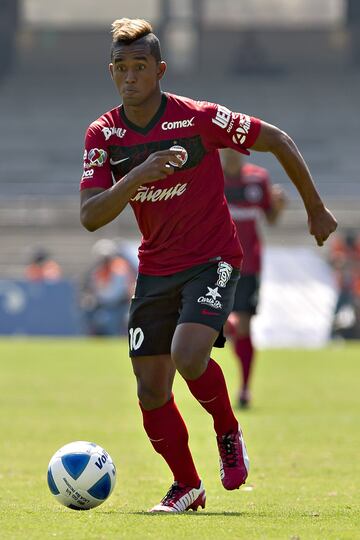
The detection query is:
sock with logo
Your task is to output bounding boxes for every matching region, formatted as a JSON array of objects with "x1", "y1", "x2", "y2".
[
  {"x1": 185, "y1": 358, "x2": 238, "y2": 436},
  {"x1": 234, "y1": 336, "x2": 254, "y2": 390},
  {"x1": 140, "y1": 394, "x2": 200, "y2": 487}
]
